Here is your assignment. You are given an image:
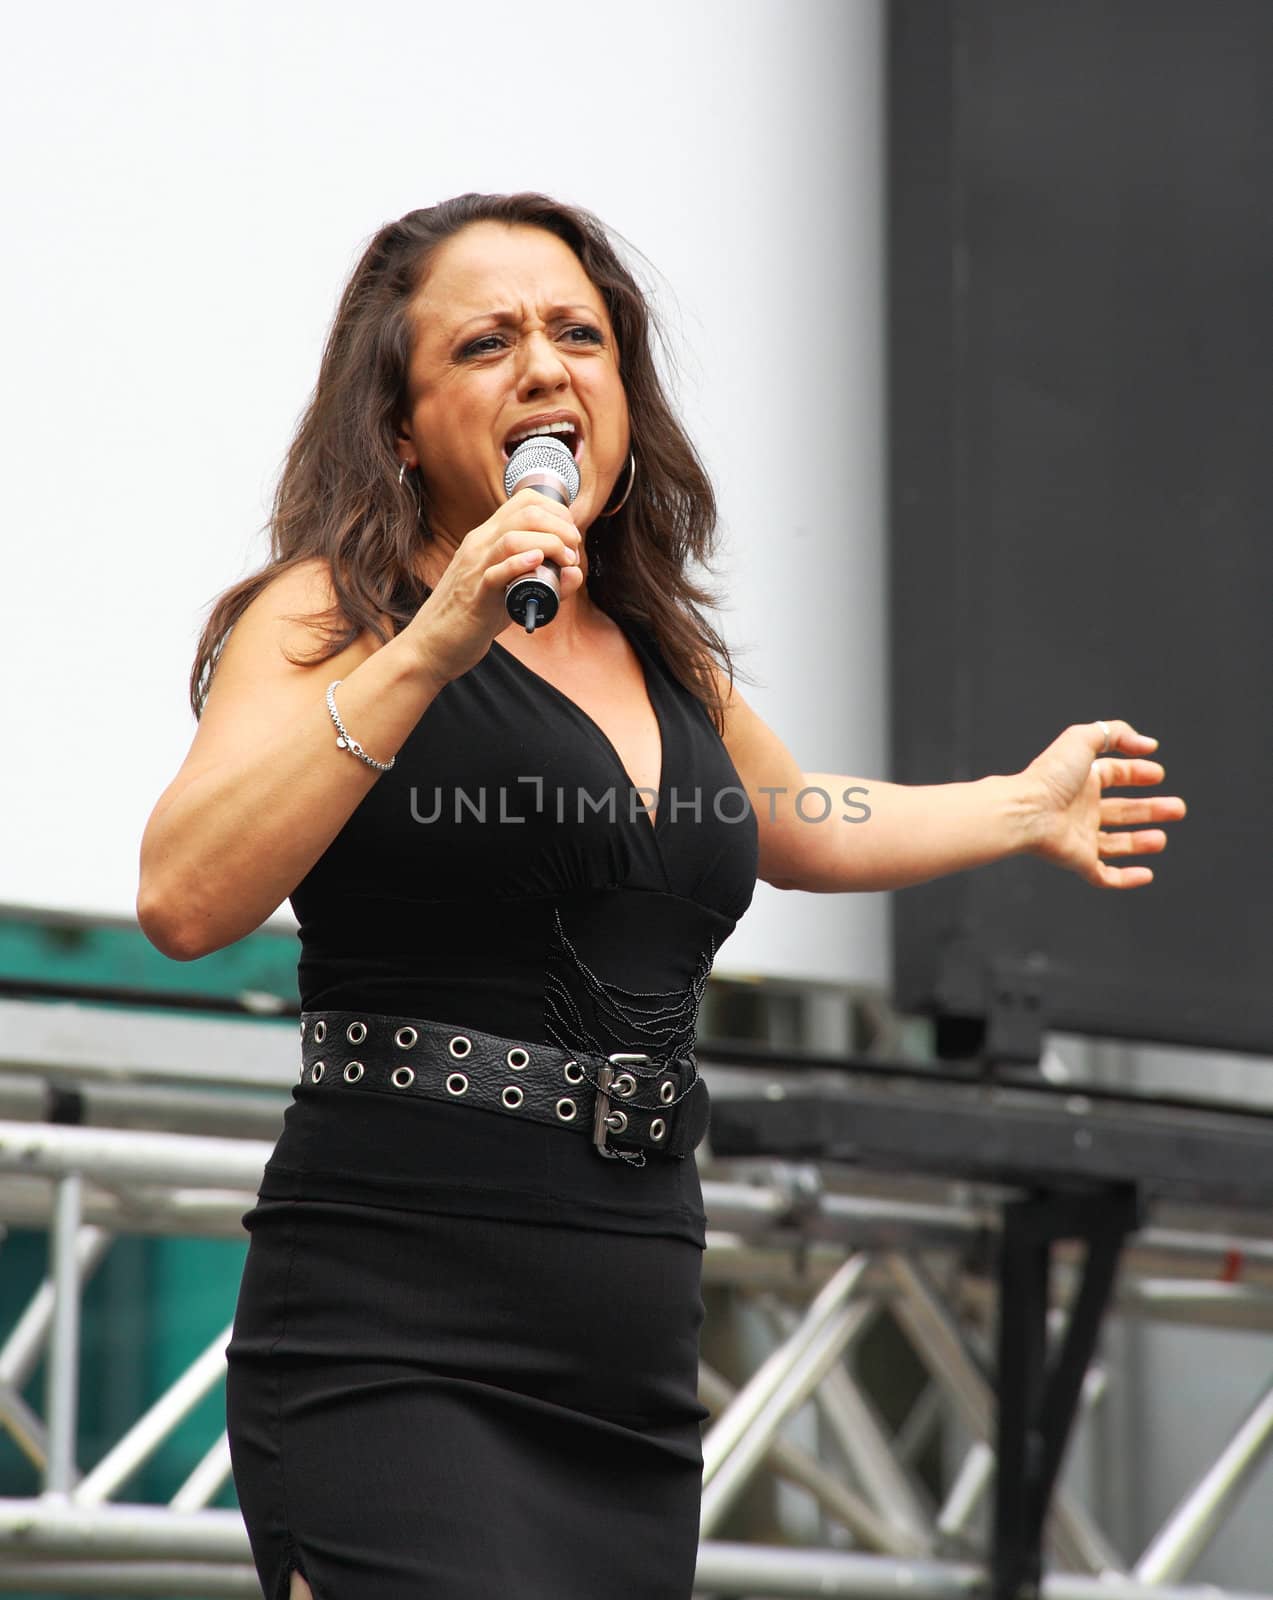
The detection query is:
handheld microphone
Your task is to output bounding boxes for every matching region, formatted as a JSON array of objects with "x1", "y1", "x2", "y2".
[{"x1": 503, "y1": 435, "x2": 581, "y2": 632}]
